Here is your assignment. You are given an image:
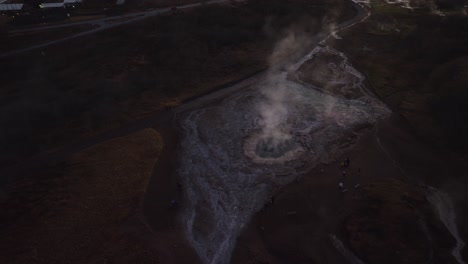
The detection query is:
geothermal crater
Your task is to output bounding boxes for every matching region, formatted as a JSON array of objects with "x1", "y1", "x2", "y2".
[
  {"x1": 255, "y1": 137, "x2": 297, "y2": 158},
  {"x1": 244, "y1": 132, "x2": 304, "y2": 164},
  {"x1": 177, "y1": 46, "x2": 390, "y2": 264}
]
